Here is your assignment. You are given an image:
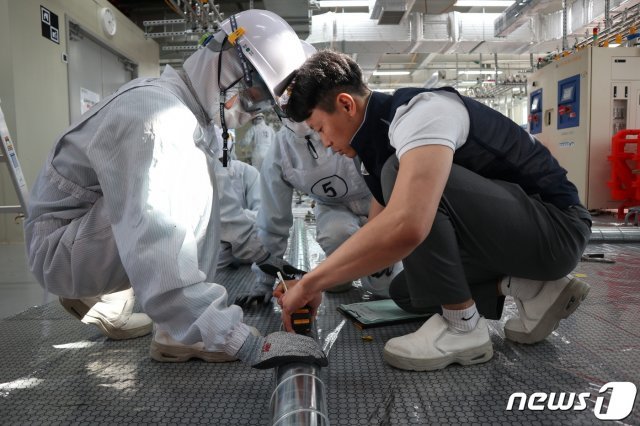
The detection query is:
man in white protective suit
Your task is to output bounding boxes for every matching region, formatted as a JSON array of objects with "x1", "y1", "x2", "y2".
[
  {"x1": 207, "y1": 124, "x2": 308, "y2": 309},
  {"x1": 211, "y1": 124, "x2": 263, "y2": 270},
  {"x1": 258, "y1": 119, "x2": 403, "y2": 298},
  {"x1": 23, "y1": 10, "x2": 327, "y2": 369},
  {"x1": 238, "y1": 113, "x2": 275, "y2": 171}
]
